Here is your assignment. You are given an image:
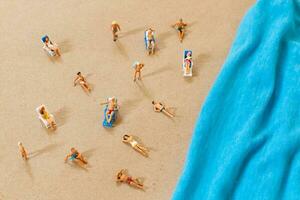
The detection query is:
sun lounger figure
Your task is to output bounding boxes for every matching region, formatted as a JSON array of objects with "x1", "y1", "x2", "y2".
[
  {"x1": 102, "y1": 97, "x2": 119, "y2": 128},
  {"x1": 36, "y1": 105, "x2": 56, "y2": 130},
  {"x1": 183, "y1": 50, "x2": 193, "y2": 77},
  {"x1": 144, "y1": 28, "x2": 155, "y2": 55},
  {"x1": 41, "y1": 35, "x2": 60, "y2": 57}
]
